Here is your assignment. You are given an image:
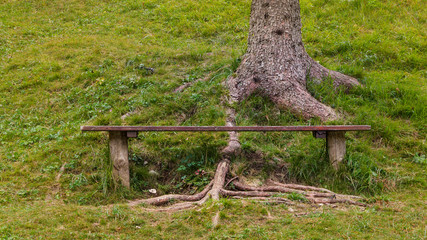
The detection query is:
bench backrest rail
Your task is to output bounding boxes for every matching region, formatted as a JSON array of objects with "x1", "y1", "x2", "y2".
[{"x1": 81, "y1": 125, "x2": 371, "y2": 132}]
